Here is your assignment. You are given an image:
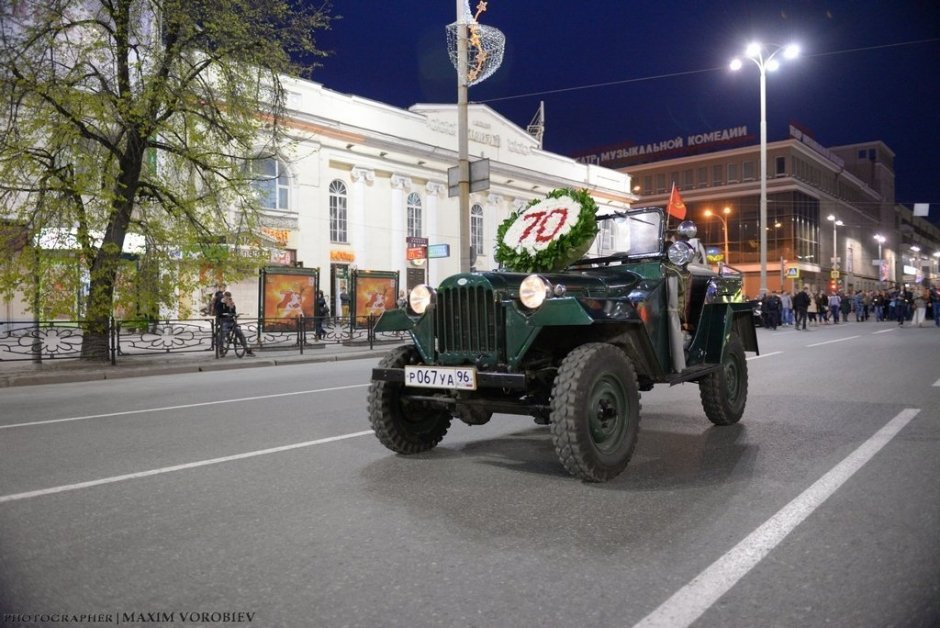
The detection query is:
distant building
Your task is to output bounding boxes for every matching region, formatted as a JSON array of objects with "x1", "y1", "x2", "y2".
[{"x1": 598, "y1": 125, "x2": 940, "y2": 296}]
